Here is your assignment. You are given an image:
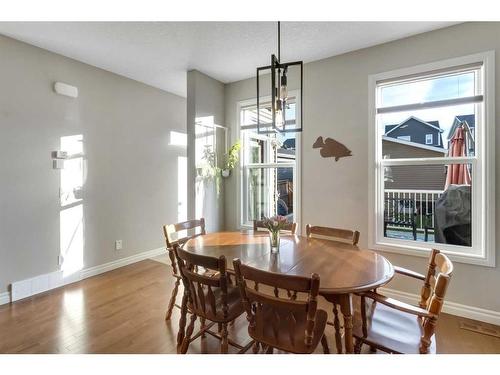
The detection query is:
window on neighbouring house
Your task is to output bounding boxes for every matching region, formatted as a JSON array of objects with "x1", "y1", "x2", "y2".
[
  {"x1": 369, "y1": 52, "x2": 495, "y2": 266},
  {"x1": 238, "y1": 93, "x2": 300, "y2": 229},
  {"x1": 397, "y1": 135, "x2": 411, "y2": 142}
]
